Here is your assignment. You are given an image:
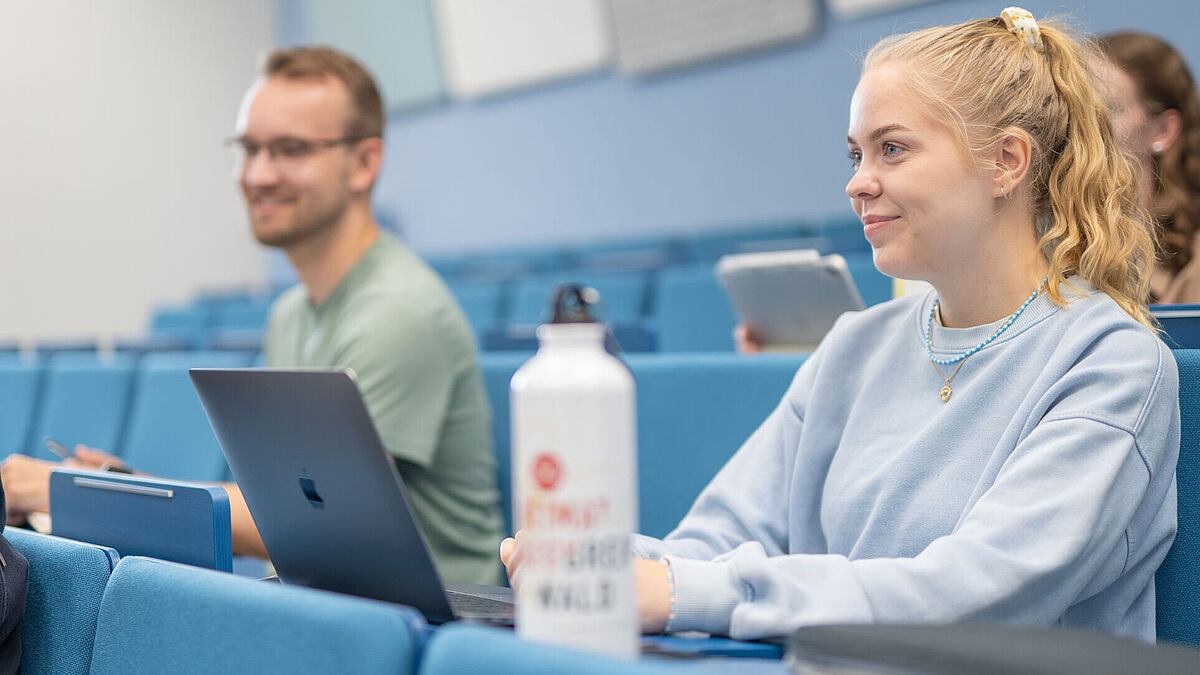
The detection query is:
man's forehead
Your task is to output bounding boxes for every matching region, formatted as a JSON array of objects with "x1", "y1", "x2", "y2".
[{"x1": 236, "y1": 74, "x2": 352, "y2": 137}]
